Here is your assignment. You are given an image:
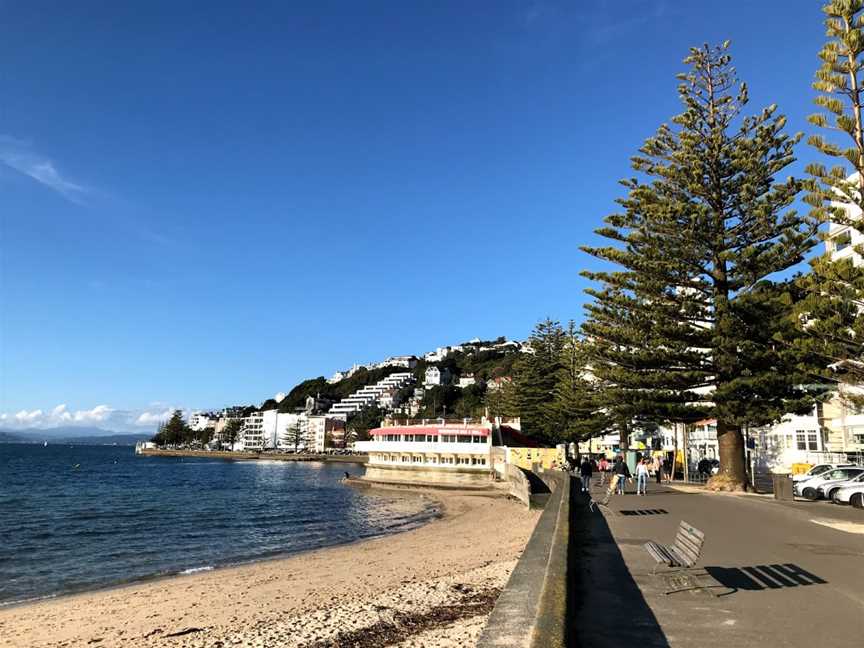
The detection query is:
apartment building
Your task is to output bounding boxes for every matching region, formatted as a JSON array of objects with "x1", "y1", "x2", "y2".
[{"x1": 239, "y1": 411, "x2": 265, "y2": 451}]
